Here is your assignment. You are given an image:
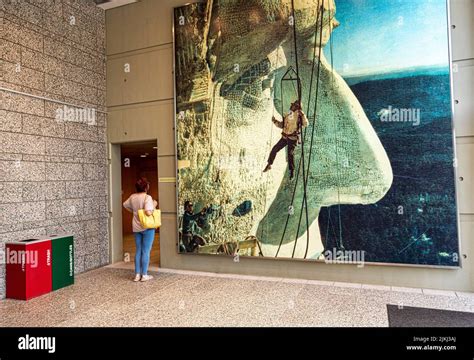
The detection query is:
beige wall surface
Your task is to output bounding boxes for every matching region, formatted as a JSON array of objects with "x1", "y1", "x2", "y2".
[
  {"x1": 0, "y1": 0, "x2": 109, "y2": 299},
  {"x1": 106, "y1": 0, "x2": 474, "y2": 291}
]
